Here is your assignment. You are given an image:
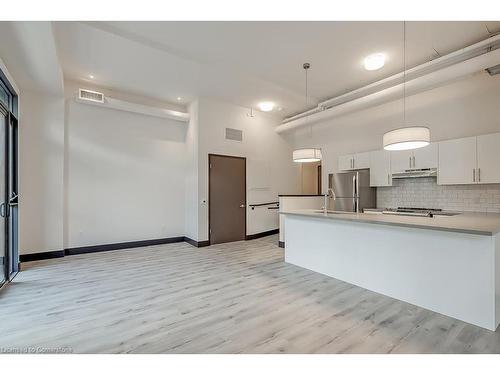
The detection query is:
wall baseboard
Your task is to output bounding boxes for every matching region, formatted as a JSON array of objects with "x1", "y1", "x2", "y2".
[
  {"x1": 65, "y1": 236, "x2": 185, "y2": 256},
  {"x1": 20, "y1": 250, "x2": 65, "y2": 262},
  {"x1": 184, "y1": 237, "x2": 210, "y2": 248},
  {"x1": 278, "y1": 241, "x2": 285, "y2": 248},
  {"x1": 20, "y1": 231, "x2": 279, "y2": 263},
  {"x1": 245, "y1": 229, "x2": 279, "y2": 241},
  {"x1": 20, "y1": 236, "x2": 185, "y2": 262}
]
